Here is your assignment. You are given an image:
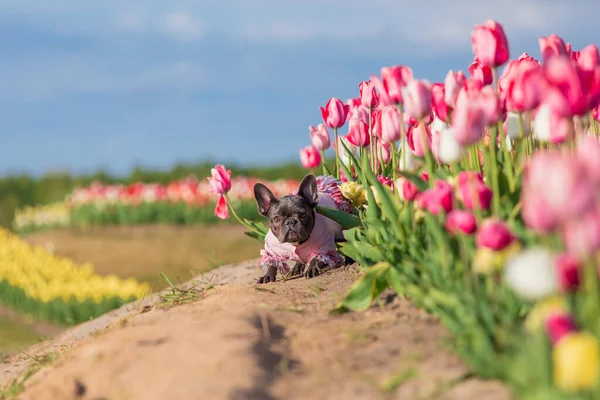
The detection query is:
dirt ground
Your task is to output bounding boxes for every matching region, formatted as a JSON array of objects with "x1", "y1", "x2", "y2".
[{"x1": 0, "y1": 260, "x2": 514, "y2": 400}]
